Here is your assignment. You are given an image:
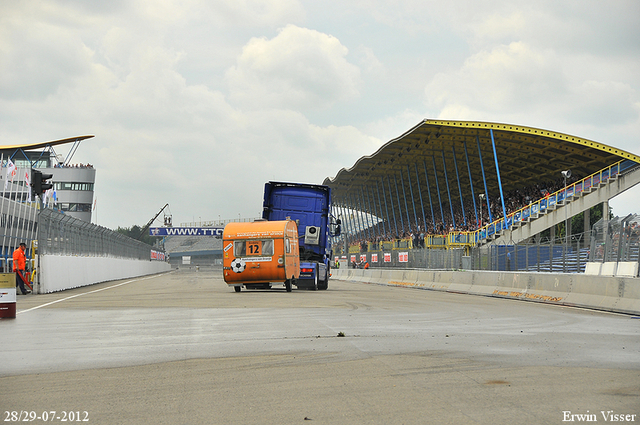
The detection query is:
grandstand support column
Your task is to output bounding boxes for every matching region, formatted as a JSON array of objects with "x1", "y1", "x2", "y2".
[
  {"x1": 344, "y1": 202, "x2": 355, "y2": 240},
  {"x1": 452, "y1": 144, "x2": 467, "y2": 227},
  {"x1": 603, "y1": 200, "x2": 609, "y2": 262},
  {"x1": 385, "y1": 176, "x2": 399, "y2": 237},
  {"x1": 476, "y1": 135, "x2": 493, "y2": 223},
  {"x1": 375, "y1": 181, "x2": 389, "y2": 237},
  {"x1": 399, "y1": 169, "x2": 412, "y2": 230},
  {"x1": 350, "y1": 193, "x2": 364, "y2": 239},
  {"x1": 490, "y1": 129, "x2": 508, "y2": 230},
  {"x1": 463, "y1": 140, "x2": 479, "y2": 226},
  {"x1": 432, "y1": 156, "x2": 446, "y2": 229},
  {"x1": 422, "y1": 160, "x2": 437, "y2": 233},
  {"x1": 358, "y1": 190, "x2": 369, "y2": 240},
  {"x1": 441, "y1": 150, "x2": 456, "y2": 230},
  {"x1": 405, "y1": 165, "x2": 419, "y2": 230},
  {"x1": 365, "y1": 186, "x2": 378, "y2": 241},
  {"x1": 337, "y1": 202, "x2": 348, "y2": 246},
  {"x1": 584, "y1": 207, "x2": 591, "y2": 247},
  {"x1": 536, "y1": 233, "x2": 541, "y2": 272},
  {"x1": 358, "y1": 189, "x2": 372, "y2": 241},
  {"x1": 393, "y1": 174, "x2": 405, "y2": 234},
  {"x1": 414, "y1": 163, "x2": 427, "y2": 233},
  {"x1": 345, "y1": 195, "x2": 356, "y2": 238}
]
